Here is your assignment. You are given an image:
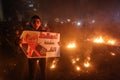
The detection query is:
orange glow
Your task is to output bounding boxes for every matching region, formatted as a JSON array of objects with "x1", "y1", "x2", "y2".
[
  {"x1": 76, "y1": 66, "x2": 81, "y2": 71},
  {"x1": 76, "y1": 58, "x2": 80, "y2": 61},
  {"x1": 87, "y1": 57, "x2": 91, "y2": 61},
  {"x1": 93, "y1": 36, "x2": 104, "y2": 43},
  {"x1": 50, "y1": 59, "x2": 58, "y2": 69},
  {"x1": 107, "y1": 40, "x2": 115, "y2": 45},
  {"x1": 67, "y1": 43, "x2": 76, "y2": 48},
  {"x1": 72, "y1": 59, "x2": 76, "y2": 64},
  {"x1": 110, "y1": 52, "x2": 116, "y2": 56},
  {"x1": 50, "y1": 64, "x2": 56, "y2": 69},
  {"x1": 84, "y1": 61, "x2": 90, "y2": 68}
]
